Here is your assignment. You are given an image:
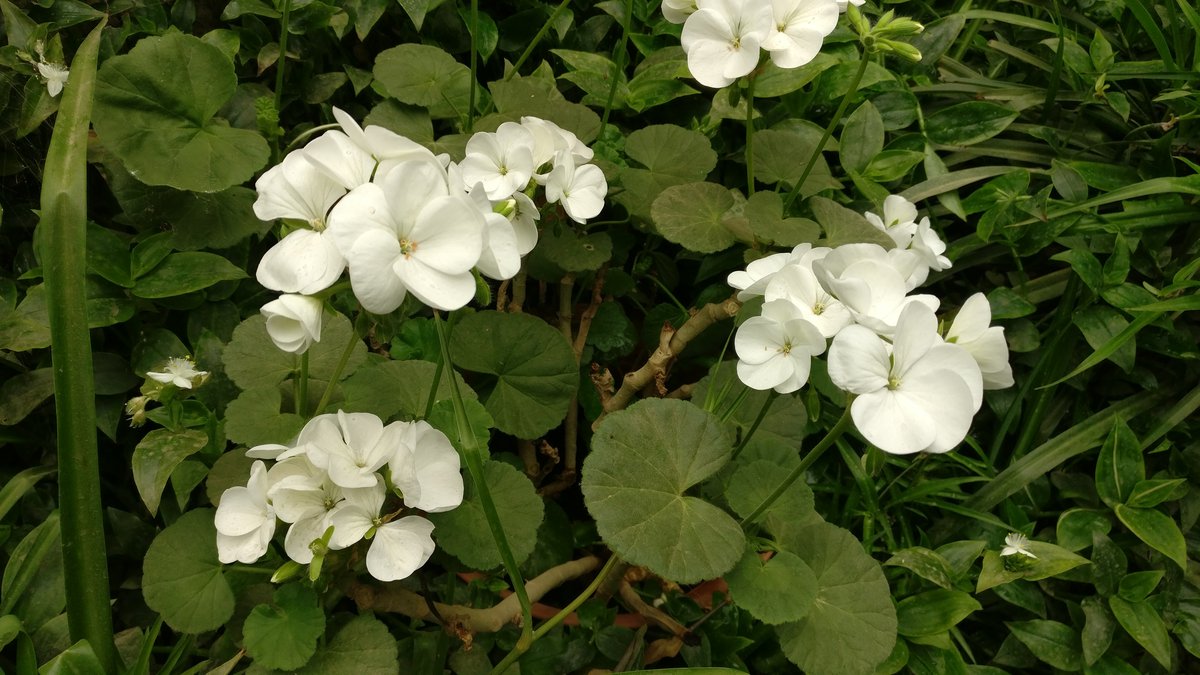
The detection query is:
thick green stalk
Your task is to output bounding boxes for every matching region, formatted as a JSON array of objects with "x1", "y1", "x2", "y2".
[
  {"x1": 433, "y1": 315, "x2": 534, "y2": 658},
  {"x1": 296, "y1": 351, "x2": 309, "y2": 417},
  {"x1": 740, "y1": 404, "x2": 855, "y2": 527},
  {"x1": 42, "y1": 20, "x2": 117, "y2": 673},
  {"x1": 274, "y1": 0, "x2": 292, "y2": 114},
  {"x1": 782, "y1": 55, "x2": 870, "y2": 212}
]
